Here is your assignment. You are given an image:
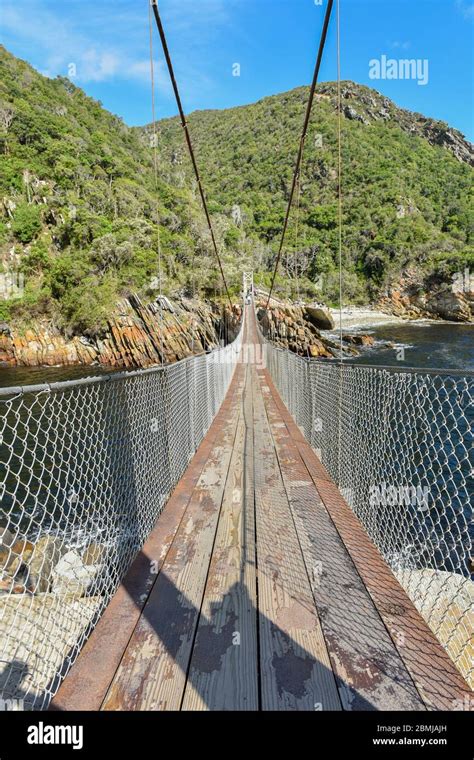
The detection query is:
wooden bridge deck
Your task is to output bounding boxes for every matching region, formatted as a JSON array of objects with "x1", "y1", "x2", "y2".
[{"x1": 52, "y1": 307, "x2": 471, "y2": 712}]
